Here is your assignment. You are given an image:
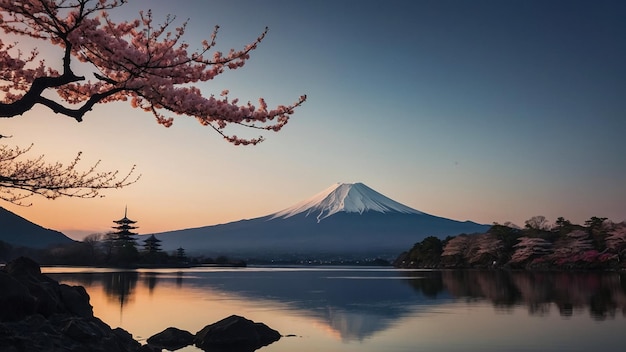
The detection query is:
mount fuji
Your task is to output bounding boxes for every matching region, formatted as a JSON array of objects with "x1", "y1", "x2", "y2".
[
  {"x1": 148, "y1": 183, "x2": 489, "y2": 261},
  {"x1": 270, "y1": 182, "x2": 422, "y2": 221}
]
